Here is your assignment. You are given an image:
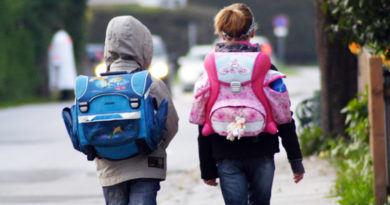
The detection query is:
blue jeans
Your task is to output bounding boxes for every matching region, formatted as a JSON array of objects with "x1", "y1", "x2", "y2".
[
  {"x1": 102, "y1": 178, "x2": 160, "y2": 205},
  {"x1": 217, "y1": 157, "x2": 275, "y2": 205}
]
